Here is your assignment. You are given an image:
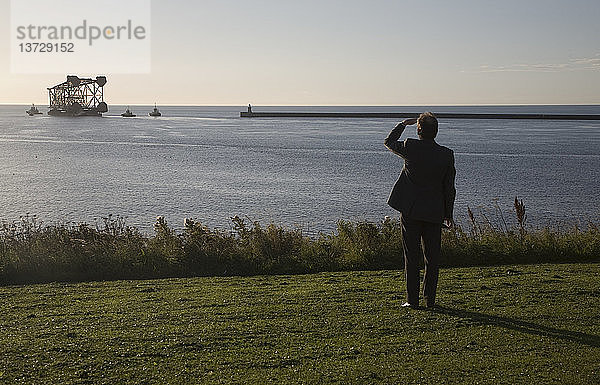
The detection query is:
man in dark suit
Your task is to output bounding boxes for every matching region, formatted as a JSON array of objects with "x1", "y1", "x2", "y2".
[{"x1": 384, "y1": 112, "x2": 456, "y2": 309}]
